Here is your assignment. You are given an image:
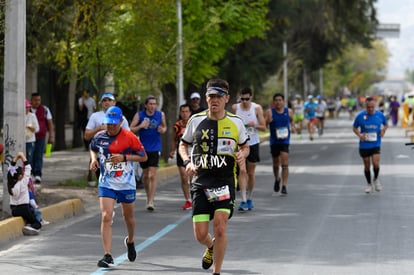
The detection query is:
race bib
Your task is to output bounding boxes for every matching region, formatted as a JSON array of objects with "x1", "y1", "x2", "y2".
[
  {"x1": 246, "y1": 126, "x2": 256, "y2": 136},
  {"x1": 105, "y1": 161, "x2": 126, "y2": 172},
  {"x1": 204, "y1": 185, "x2": 230, "y2": 202},
  {"x1": 276, "y1": 127, "x2": 289, "y2": 139},
  {"x1": 366, "y1": 132, "x2": 377, "y2": 142}
]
